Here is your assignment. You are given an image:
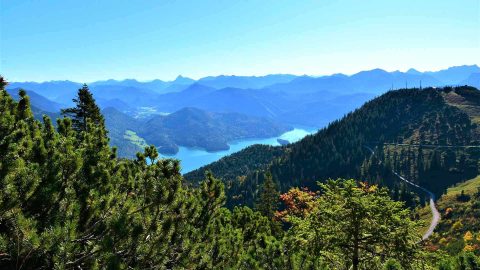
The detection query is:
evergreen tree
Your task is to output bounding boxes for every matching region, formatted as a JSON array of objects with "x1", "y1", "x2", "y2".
[
  {"x1": 255, "y1": 172, "x2": 279, "y2": 219},
  {"x1": 61, "y1": 84, "x2": 104, "y2": 132},
  {"x1": 287, "y1": 179, "x2": 422, "y2": 270}
]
